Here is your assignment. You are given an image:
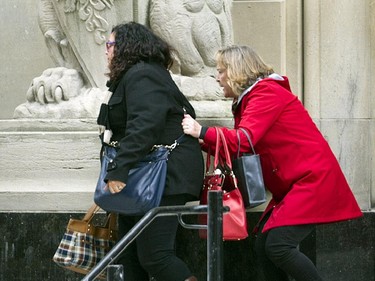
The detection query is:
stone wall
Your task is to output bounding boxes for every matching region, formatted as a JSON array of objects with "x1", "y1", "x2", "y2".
[
  {"x1": 1, "y1": 0, "x2": 373, "y2": 212},
  {"x1": 0, "y1": 1, "x2": 54, "y2": 119}
]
